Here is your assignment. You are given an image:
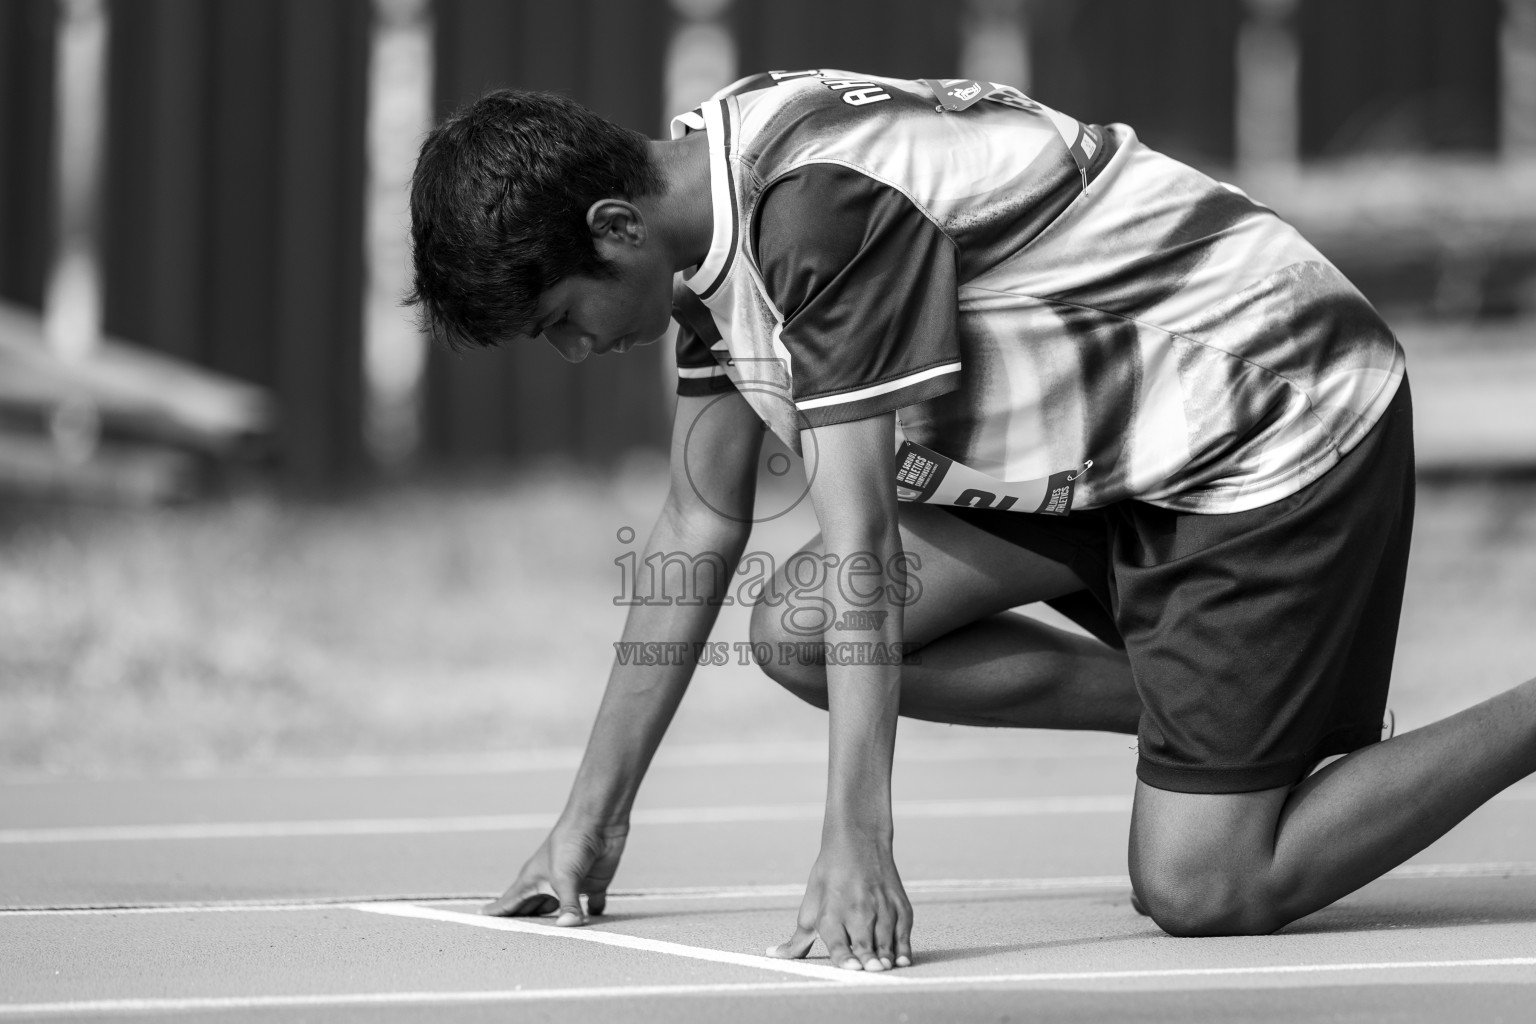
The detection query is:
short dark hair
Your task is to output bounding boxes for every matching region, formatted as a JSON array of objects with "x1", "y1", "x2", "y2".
[{"x1": 406, "y1": 89, "x2": 662, "y2": 349}]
